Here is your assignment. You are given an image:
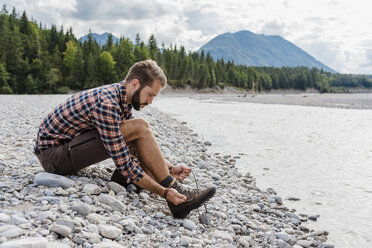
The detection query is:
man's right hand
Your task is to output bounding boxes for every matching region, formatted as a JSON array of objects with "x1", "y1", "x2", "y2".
[{"x1": 166, "y1": 188, "x2": 187, "y2": 205}]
